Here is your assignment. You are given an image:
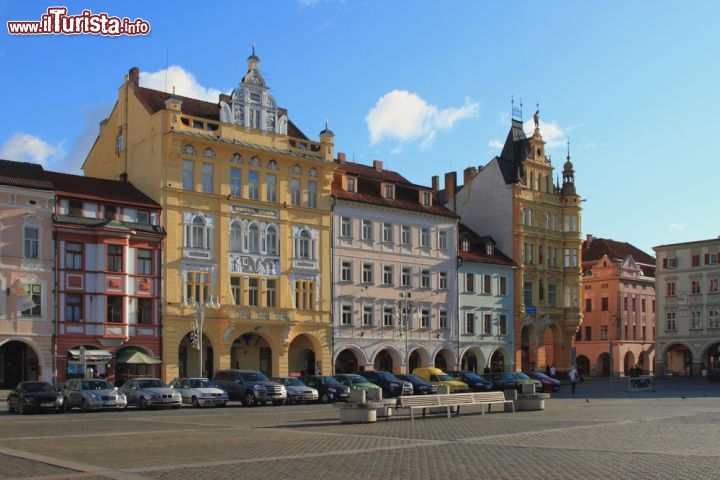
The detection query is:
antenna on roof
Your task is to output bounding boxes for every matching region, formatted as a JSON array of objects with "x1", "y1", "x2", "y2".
[{"x1": 172, "y1": 85, "x2": 176, "y2": 95}]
